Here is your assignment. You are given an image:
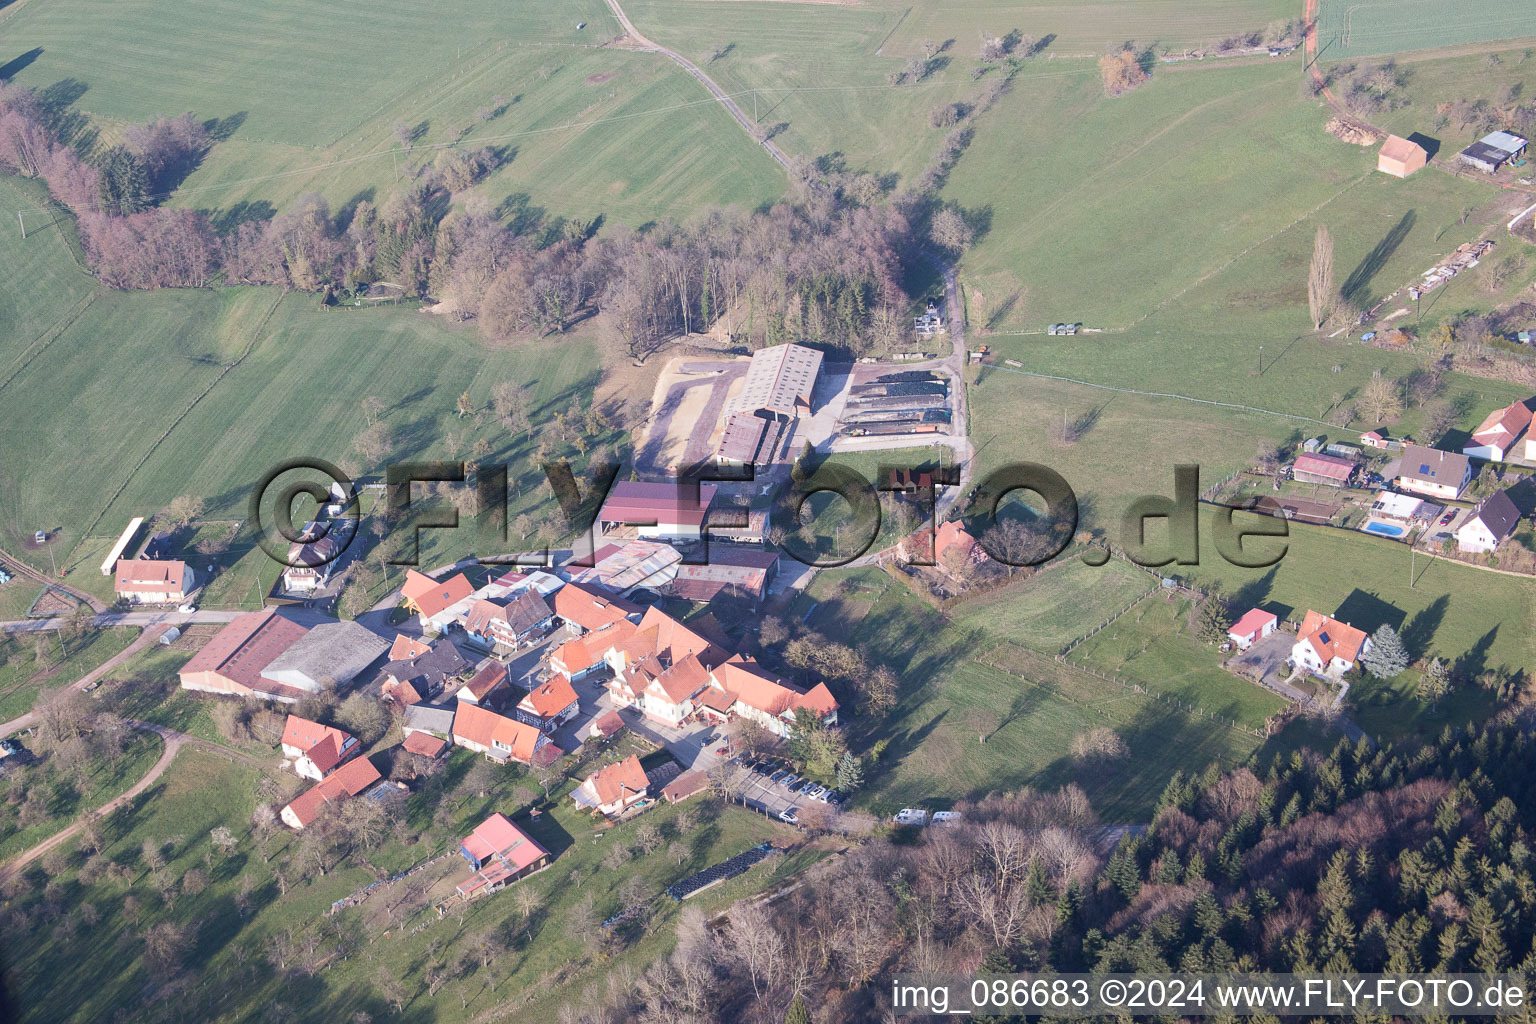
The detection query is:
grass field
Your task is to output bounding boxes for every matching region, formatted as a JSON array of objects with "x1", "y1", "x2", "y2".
[
  {"x1": 1314, "y1": 0, "x2": 1536, "y2": 62},
  {"x1": 0, "y1": 626, "x2": 138, "y2": 722},
  {"x1": 6, "y1": 740, "x2": 810, "y2": 1024},
  {"x1": 947, "y1": 58, "x2": 1507, "y2": 333},
  {"x1": 1066, "y1": 592, "x2": 1288, "y2": 730},
  {"x1": 950, "y1": 555, "x2": 1156, "y2": 653}
]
